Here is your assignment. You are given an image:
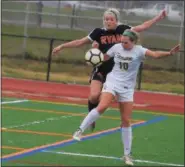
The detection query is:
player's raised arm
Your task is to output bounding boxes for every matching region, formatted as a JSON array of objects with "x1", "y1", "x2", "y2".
[
  {"x1": 52, "y1": 36, "x2": 91, "y2": 56},
  {"x1": 145, "y1": 44, "x2": 181, "y2": 58},
  {"x1": 131, "y1": 10, "x2": 167, "y2": 32}
]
